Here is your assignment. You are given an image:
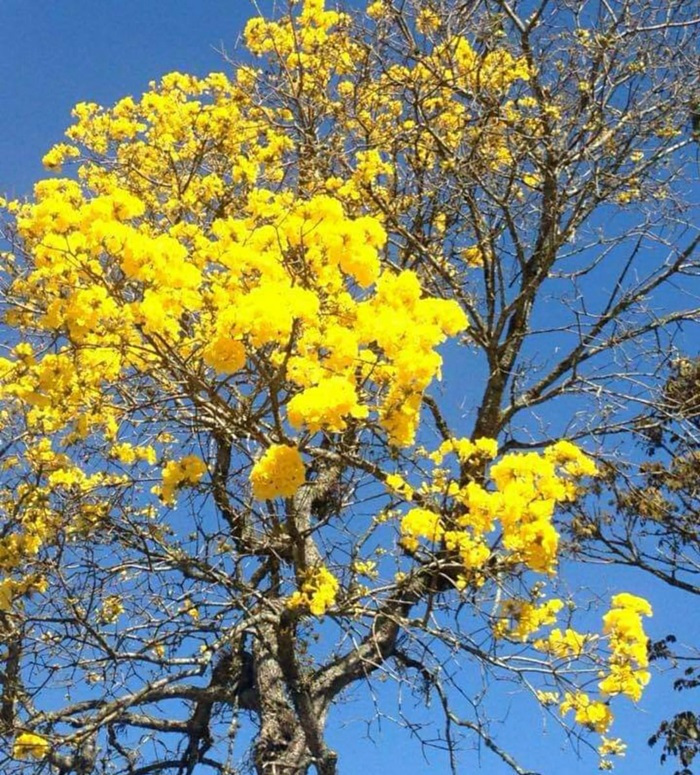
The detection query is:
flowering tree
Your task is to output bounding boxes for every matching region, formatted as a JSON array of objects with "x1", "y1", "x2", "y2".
[{"x1": 0, "y1": 1, "x2": 698, "y2": 773}]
